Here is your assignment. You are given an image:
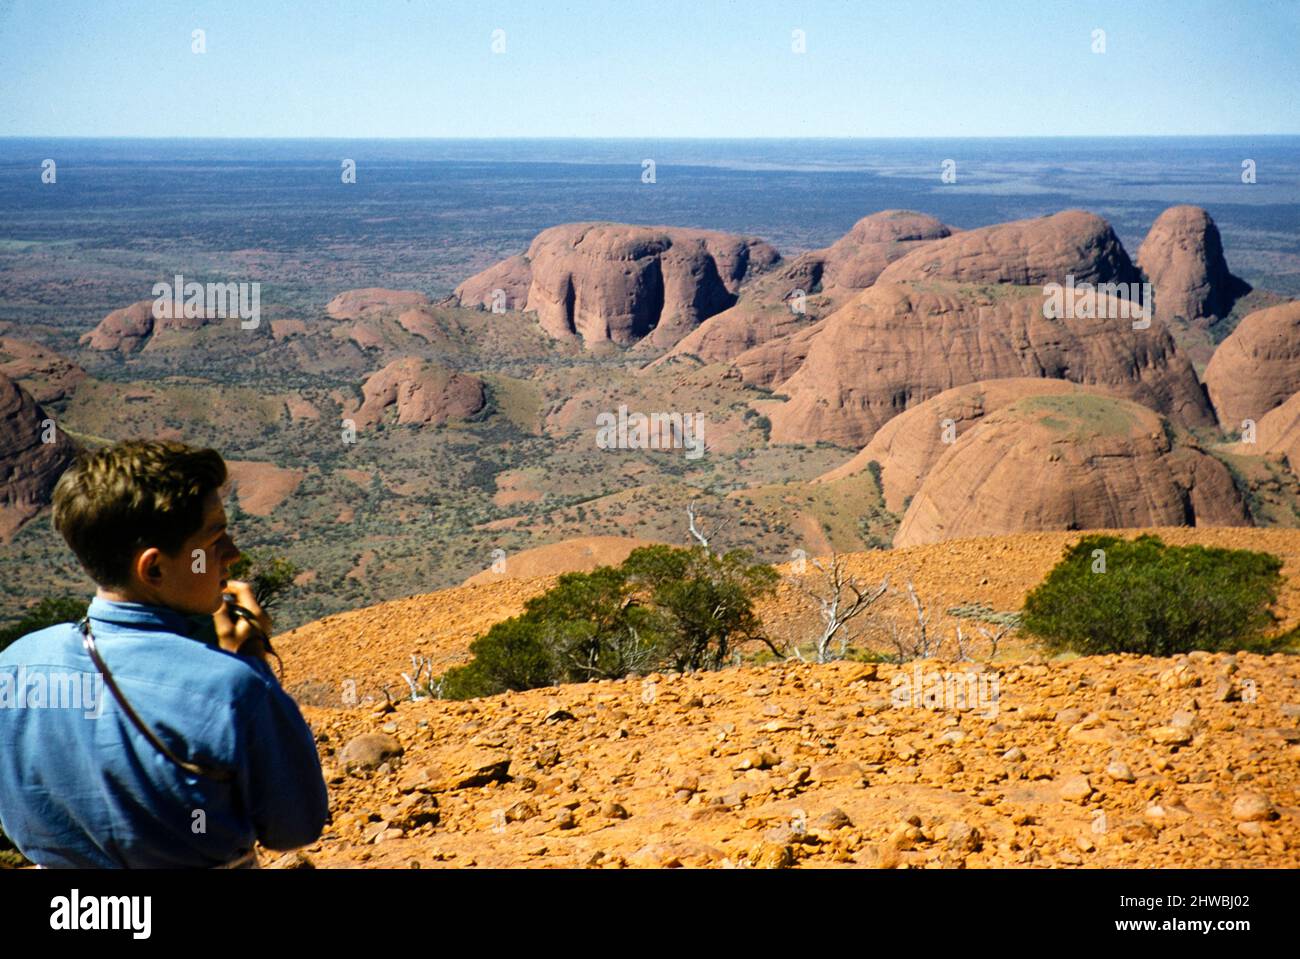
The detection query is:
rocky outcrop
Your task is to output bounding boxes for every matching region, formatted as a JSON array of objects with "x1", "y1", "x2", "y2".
[
  {"x1": 449, "y1": 256, "x2": 532, "y2": 315},
  {"x1": 651, "y1": 295, "x2": 815, "y2": 371},
  {"x1": 1250, "y1": 391, "x2": 1300, "y2": 480},
  {"x1": 80, "y1": 301, "x2": 156, "y2": 353},
  {"x1": 452, "y1": 223, "x2": 780, "y2": 349},
  {"x1": 815, "y1": 210, "x2": 955, "y2": 291},
  {"x1": 655, "y1": 211, "x2": 951, "y2": 368},
  {"x1": 765, "y1": 282, "x2": 1213, "y2": 447},
  {"x1": 877, "y1": 210, "x2": 1140, "y2": 288},
  {"x1": 79, "y1": 299, "x2": 220, "y2": 353},
  {"x1": 815, "y1": 378, "x2": 1091, "y2": 512},
  {"x1": 893, "y1": 392, "x2": 1249, "y2": 547},
  {"x1": 1137, "y1": 205, "x2": 1250, "y2": 328},
  {"x1": 0, "y1": 374, "x2": 76, "y2": 541},
  {"x1": 1203, "y1": 301, "x2": 1300, "y2": 430},
  {"x1": 732, "y1": 318, "x2": 831, "y2": 388},
  {"x1": 326, "y1": 289, "x2": 432, "y2": 320},
  {"x1": 0, "y1": 338, "x2": 85, "y2": 404},
  {"x1": 351, "y1": 358, "x2": 486, "y2": 428}
]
